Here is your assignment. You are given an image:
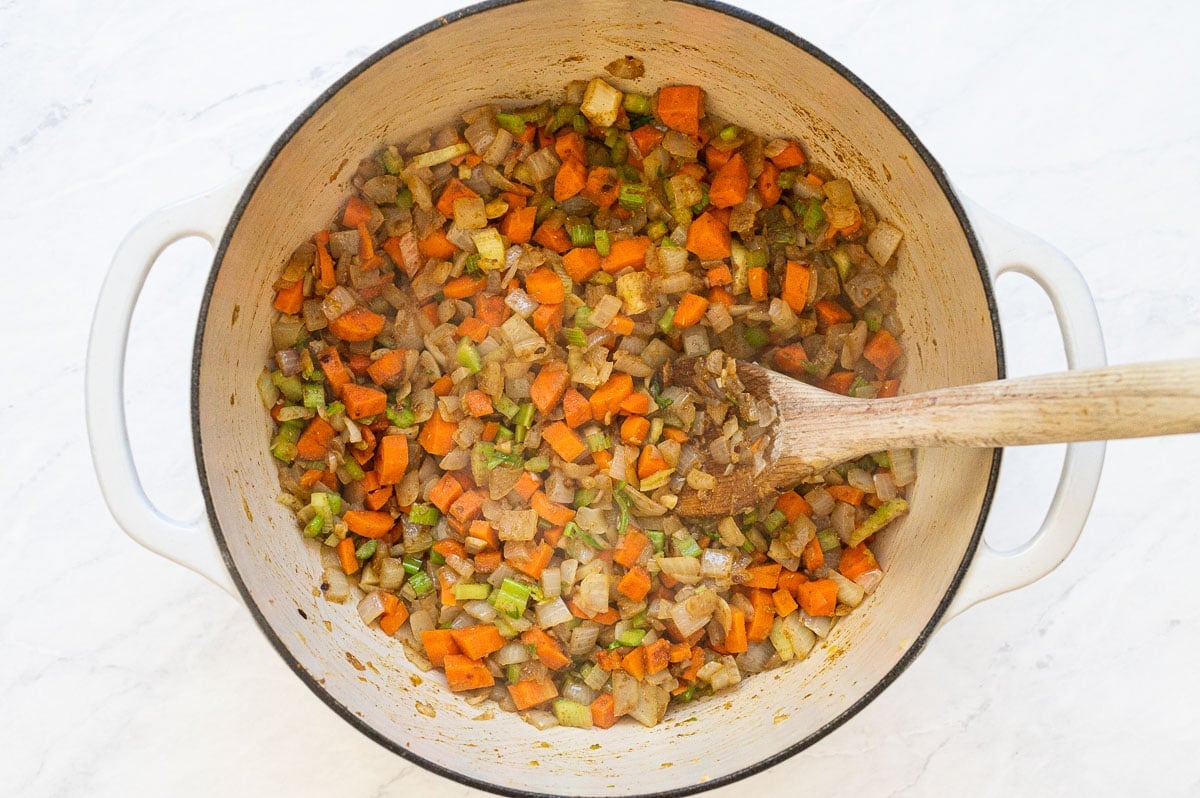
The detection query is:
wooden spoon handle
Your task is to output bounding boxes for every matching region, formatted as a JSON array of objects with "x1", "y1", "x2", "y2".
[{"x1": 778, "y1": 359, "x2": 1200, "y2": 462}]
